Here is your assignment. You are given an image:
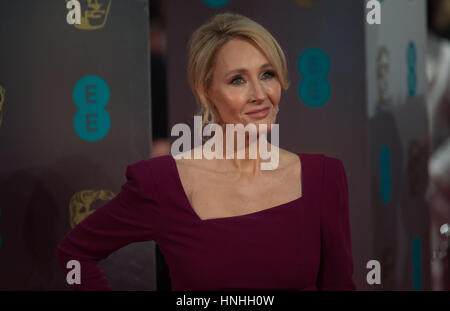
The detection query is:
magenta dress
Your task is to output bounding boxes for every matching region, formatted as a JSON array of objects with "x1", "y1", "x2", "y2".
[{"x1": 55, "y1": 153, "x2": 356, "y2": 290}]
